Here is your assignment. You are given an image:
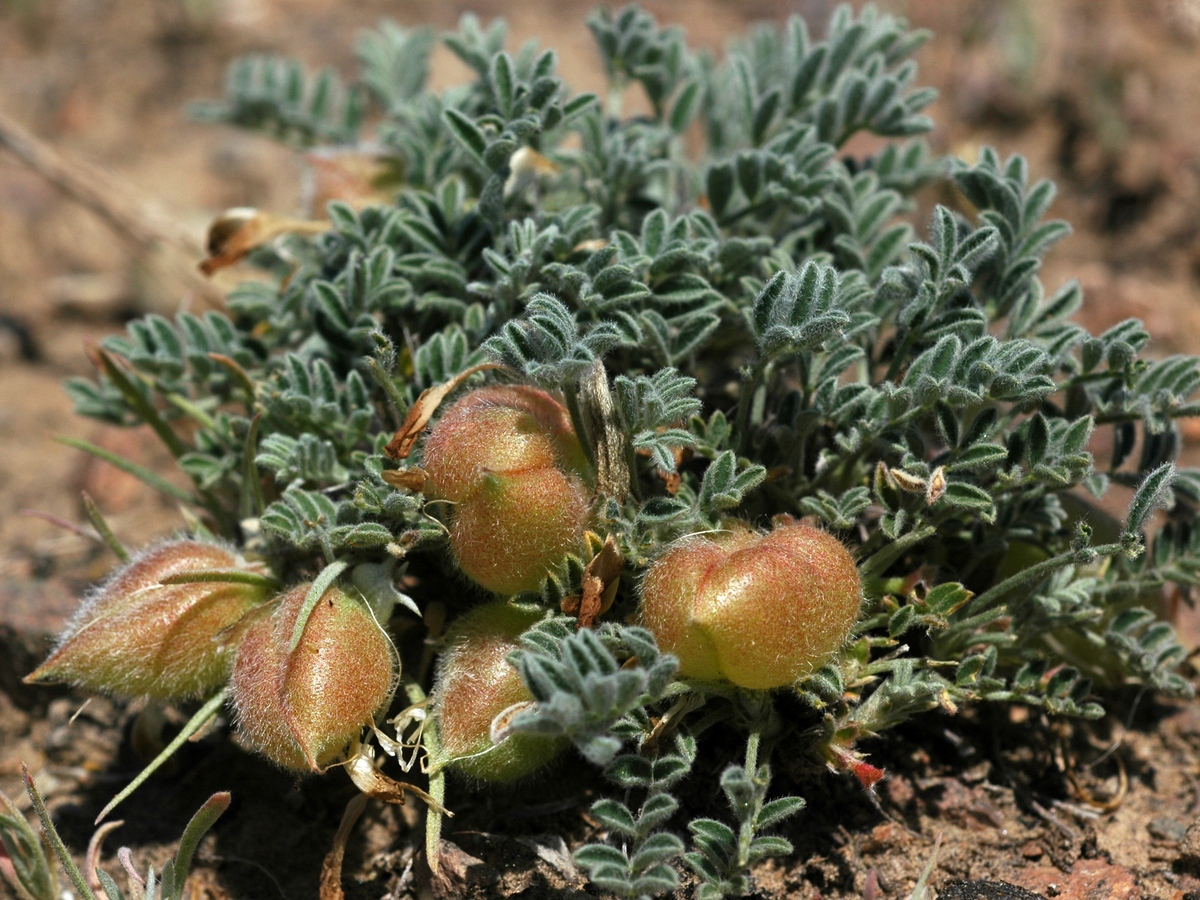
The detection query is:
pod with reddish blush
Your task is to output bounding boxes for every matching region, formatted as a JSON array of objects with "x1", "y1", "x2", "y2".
[
  {"x1": 638, "y1": 523, "x2": 862, "y2": 690},
  {"x1": 421, "y1": 385, "x2": 592, "y2": 596},
  {"x1": 230, "y1": 583, "x2": 398, "y2": 772},
  {"x1": 432, "y1": 601, "x2": 565, "y2": 782},
  {"x1": 25, "y1": 540, "x2": 269, "y2": 700}
]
